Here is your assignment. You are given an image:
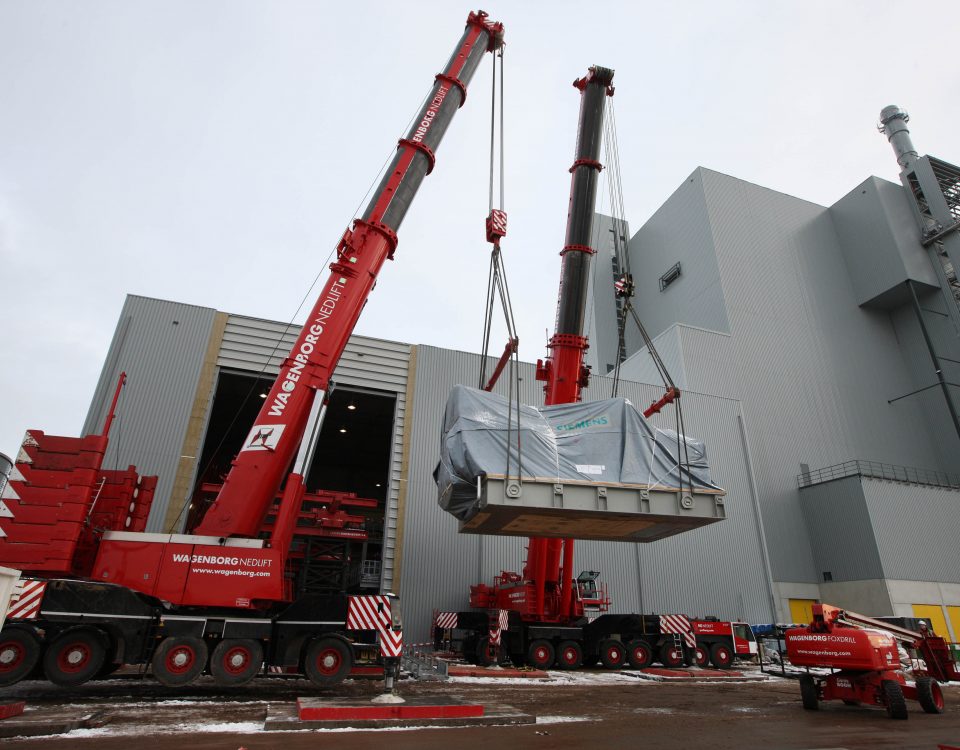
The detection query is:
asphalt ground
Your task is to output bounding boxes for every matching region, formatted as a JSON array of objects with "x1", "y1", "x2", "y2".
[{"x1": 0, "y1": 667, "x2": 957, "y2": 749}]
